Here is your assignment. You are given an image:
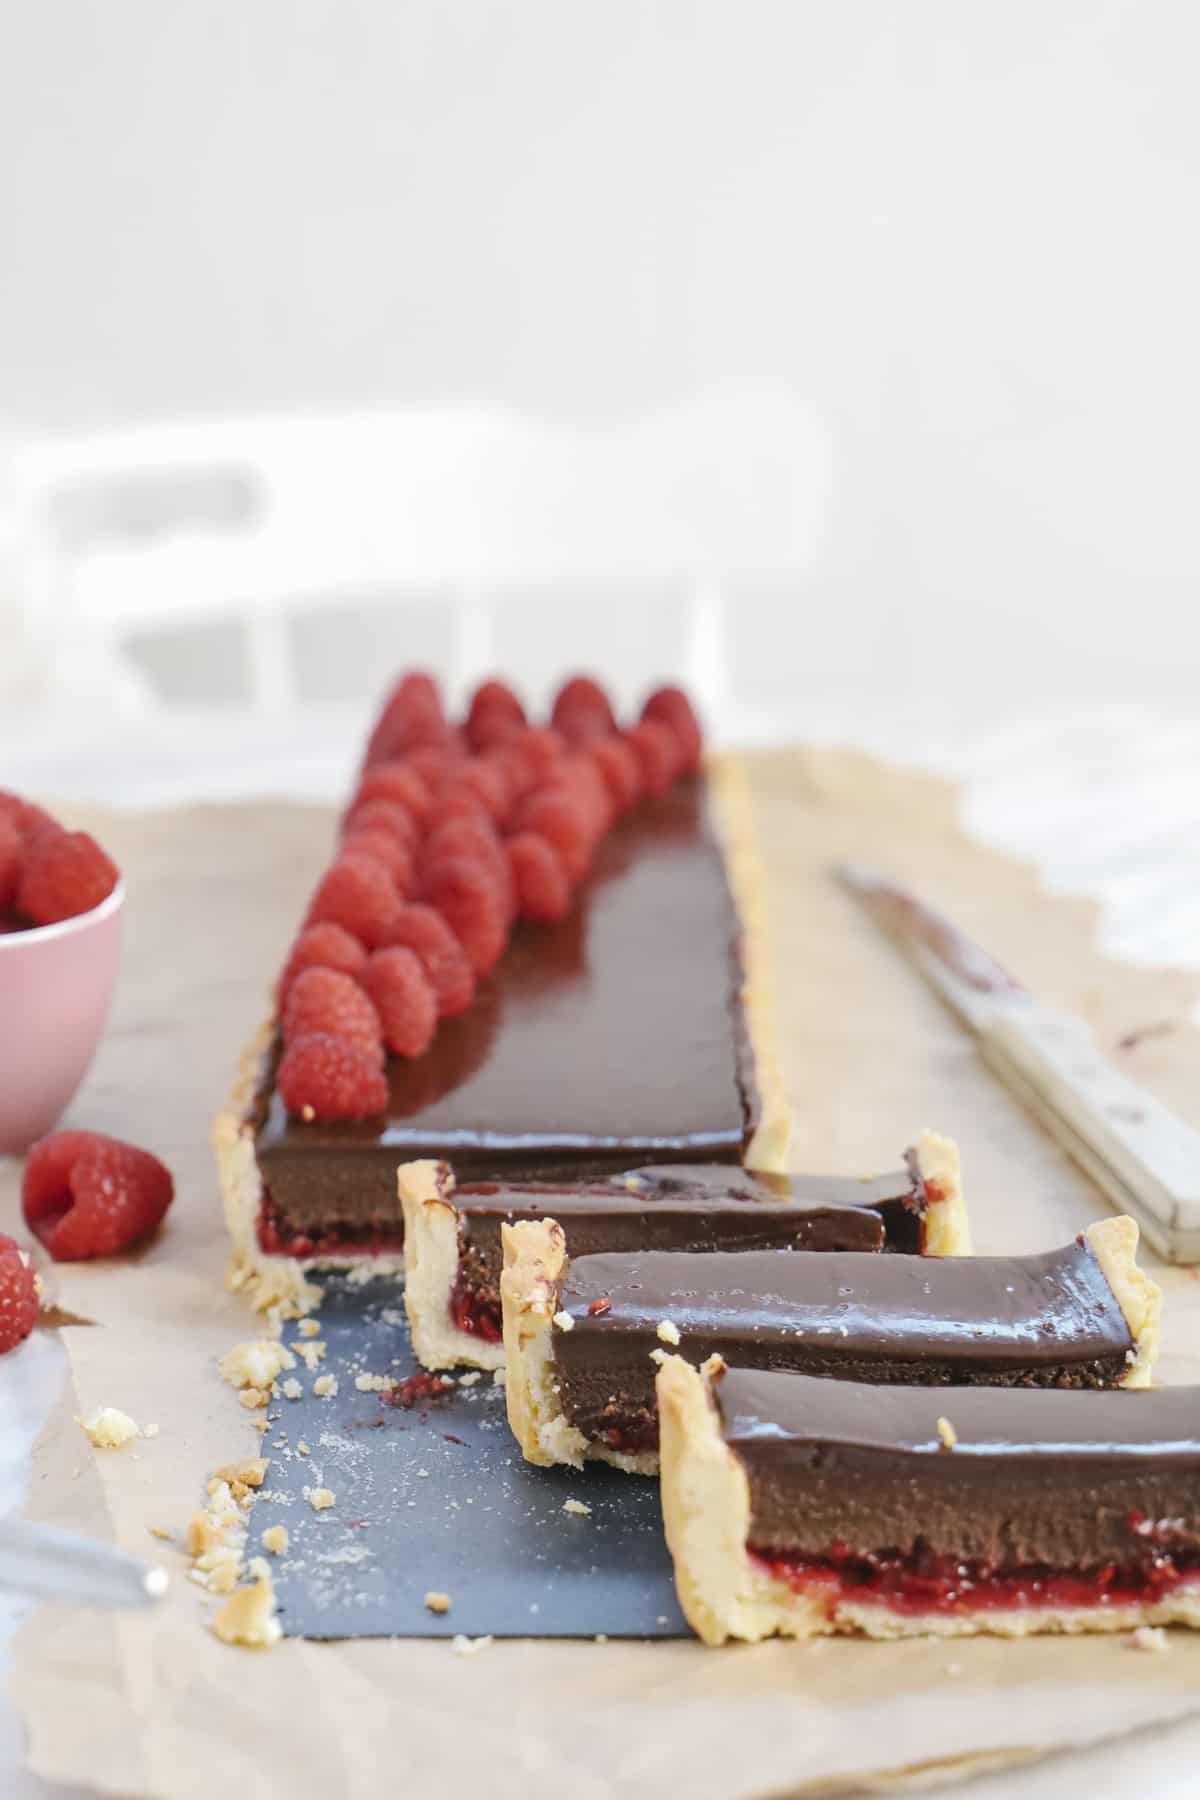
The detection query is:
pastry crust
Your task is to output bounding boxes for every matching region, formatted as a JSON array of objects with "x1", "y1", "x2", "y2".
[
  {"x1": 500, "y1": 1219, "x2": 654, "y2": 1474},
  {"x1": 656, "y1": 1355, "x2": 1200, "y2": 1647},
  {"x1": 399, "y1": 1160, "x2": 506, "y2": 1373},
  {"x1": 912, "y1": 1129, "x2": 971, "y2": 1256},
  {"x1": 704, "y1": 752, "x2": 793, "y2": 1173},
  {"x1": 1086, "y1": 1214, "x2": 1162, "y2": 1389}
]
